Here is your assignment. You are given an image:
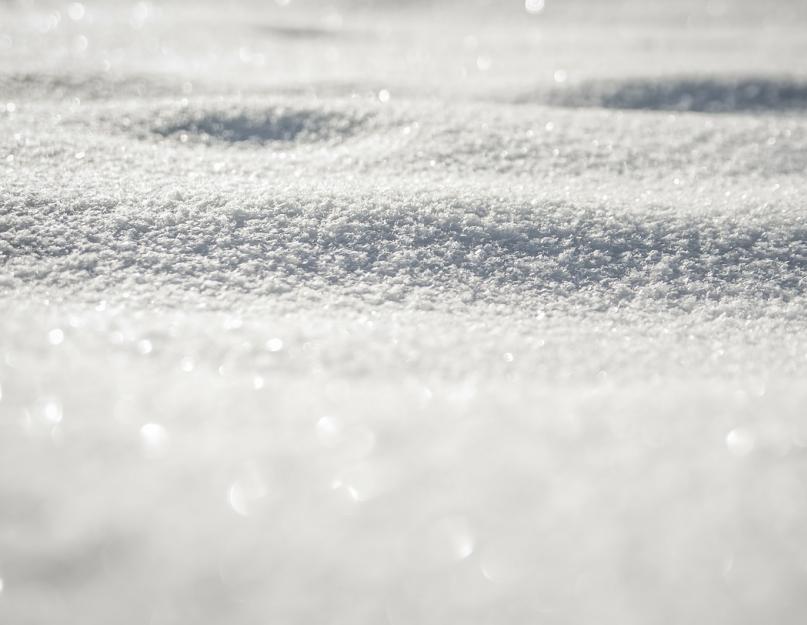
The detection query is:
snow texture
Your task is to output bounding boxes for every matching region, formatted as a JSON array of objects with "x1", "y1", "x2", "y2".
[{"x1": 1, "y1": 0, "x2": 807, "y2": 624}]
